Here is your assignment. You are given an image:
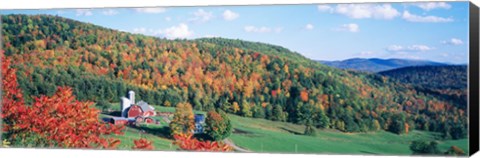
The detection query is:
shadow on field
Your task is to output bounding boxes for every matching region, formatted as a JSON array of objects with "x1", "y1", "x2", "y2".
[
  {"x1": 233, "y1": 128, "x2": 262, "y2": 137},
  {"x1": 360, "y1": 150, "x2": 379, "y2": 155},
  {"x1": 280, "y1": 127, "x2": 302, "y2": 135},
  {"x1": 132, "y1": 125, "x2": 171, "y2": 139},
  {"x1": 103, "y1": 111, "x2": 122, "y2": 117},
  {"x1": 233, "y1": 128, "x2": 252, "y2": 134}
]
